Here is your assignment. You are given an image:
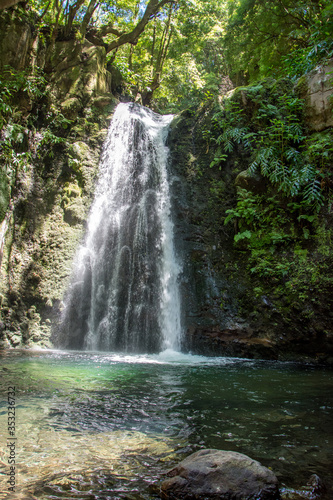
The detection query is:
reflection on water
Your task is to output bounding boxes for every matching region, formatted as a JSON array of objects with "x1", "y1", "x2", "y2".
[{"x1": 0, "y1": 349, "x2": 332, "y2": 499}]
